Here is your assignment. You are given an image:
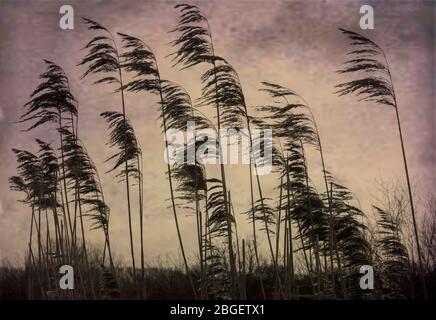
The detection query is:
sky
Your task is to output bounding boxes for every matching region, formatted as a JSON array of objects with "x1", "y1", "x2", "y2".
[{"x1": 0, "y1": 0, "x2": 434, "y2": 266}]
